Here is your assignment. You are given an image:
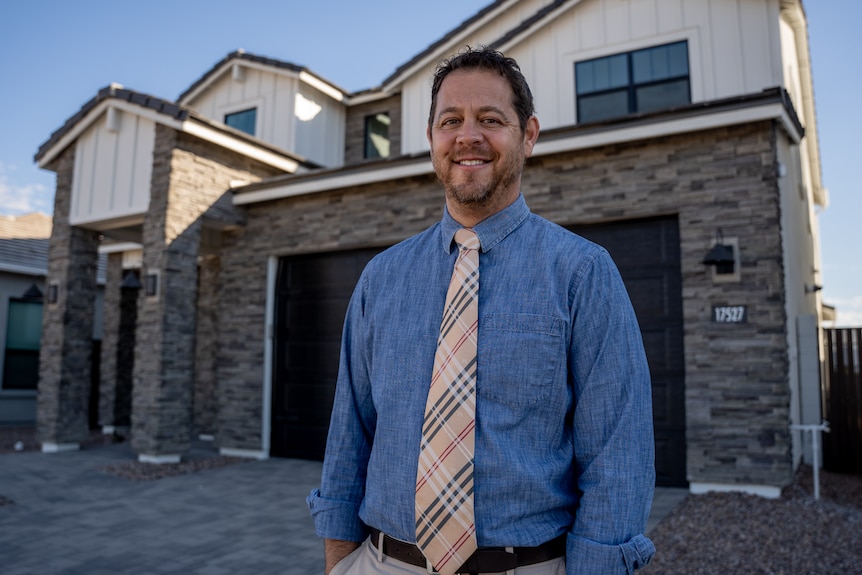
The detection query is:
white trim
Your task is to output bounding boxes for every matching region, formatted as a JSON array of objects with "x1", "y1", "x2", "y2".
[
  {"x1": 180, "y1": 120, "x2": 302, "y2": 173},
  {"x1": 261, "y1": 256, "x2": 277, "y2": 458},
  {"x1": 535, "y1": 102, "x2": 800, "y2": 159},
  {"x1": 299, "y1": 71, "x2": 345, "y2": 102},
  {"x1": 381, "y1": 0, "x2": 522, "y2": 91},
  {"x1": 41, "y1": 442, "x2": 80, "y2": 453},
  {"x1": 0, "y1": 263, "x2": 45, "y2": 276},
  {"x1": 180, "y1": 59, "x2": 346, "y2": 107},
  {"x1": 37, "y1": 97, "x2": 303, "y2": 174},
  {"x1": 234, "y1": 101, "x2": 798, "y2": 207},
  {"x1": 233, "y1": 159, "x2": 434, "y2": 205},
  {"x1": 689, "y1": 482, "x2": 782, "y2": 499},
  {"x1": 98, "y1": 242, "x2": 143, "y2": 254},
  {"x1": 138, "y1": 453, "x2": 182, "y2": 464},
  {"x1": 220, "y1": 447, "x2": 268, "y2": 460}
]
